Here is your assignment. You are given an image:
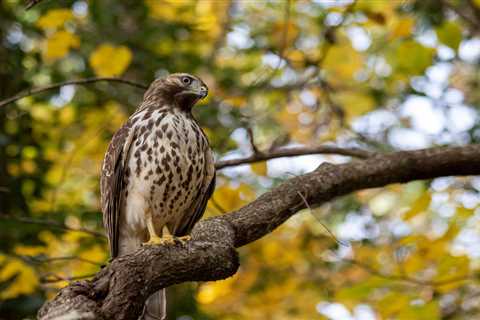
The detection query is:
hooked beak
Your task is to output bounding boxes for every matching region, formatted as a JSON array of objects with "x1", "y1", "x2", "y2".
[
  {"x1": 189, "y1": 85, "x2": 208, "y2": 100},
  {"x1": 186, "y1": 81, "x2": 208, "y2": 100},
  {"x1": 199, "y1": 86, "x2": 208, "y2": 99},
  {"x1": 175, "y1": 82, "x2": 208, "y2": 109}
]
